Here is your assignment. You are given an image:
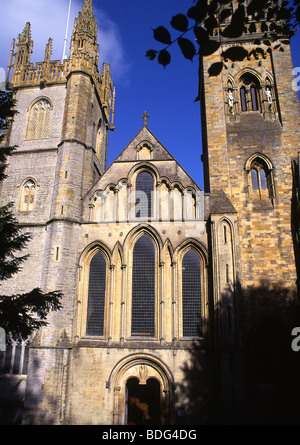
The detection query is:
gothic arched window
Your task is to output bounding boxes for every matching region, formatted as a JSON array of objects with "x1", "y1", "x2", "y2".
[
  {"x1": 135, "y1": 171, "x2": 154, "y2": 218},
  {"x1": 248, "y1": 155, "x2": 275, "y2": 203},
  {"x1": 250, "y1": 162, "x2": 269, "y2": 196},
  {"x1": 131, "y1": 235, "x2": 155, "y2": 337},
  {"x1": 182, "y1": 249, "x2": 202, "y2": 337},
  {"x1": 19, "y1": 179, "x2": 36, "y2": 211},
  {"x1": 86, "y1": 251, "x2": 107, "y2": 336},
  {"x1": 239, "y1": 73, "x2": 261, "y2": 113},
  {"x1": 26, "y1": 98, "x2": 53, "y2": 140}
]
